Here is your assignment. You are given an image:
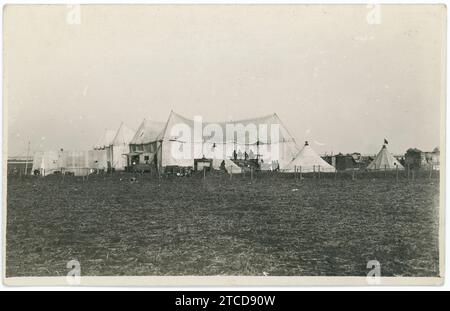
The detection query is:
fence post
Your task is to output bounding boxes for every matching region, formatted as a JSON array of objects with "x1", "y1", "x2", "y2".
[{"x1": 299, "y1": 166, "x2": 302, "y2": 180}]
